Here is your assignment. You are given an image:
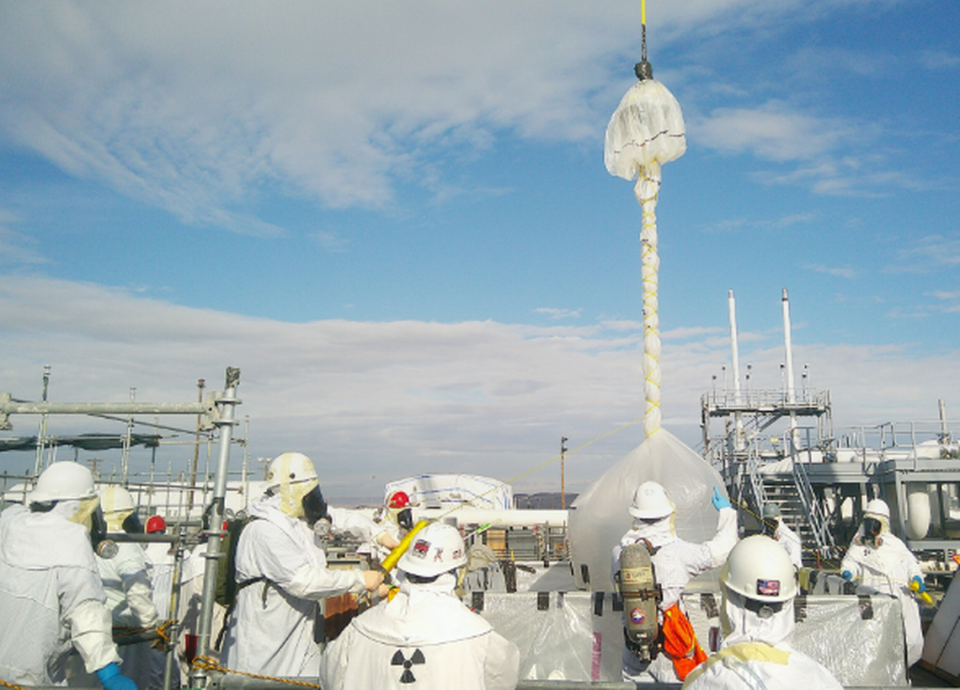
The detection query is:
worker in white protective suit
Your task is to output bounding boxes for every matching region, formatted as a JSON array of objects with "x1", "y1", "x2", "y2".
[
  {"x1": 682, "y1": 535, "x2": 842, "y2": 689},
  {"x1": 142, "y1": 514, "x2": 179, "y2": 690},
  {"x1": 219, "y1": 452, "x2": 390, "y2": 678},
  {"x1": 760, "y1": 502, "x2": 802, "y2": 569},
  {"x1": 611, "y1": 481, "x2": 738, "y2": 683},
  {"x1": 73, "y1": 486, "x2": 163, "y2": 690},
  {"x1": 841, "y1": 498, "x2": 926, "y2": 667},
  {"x1": 319, "y1": 522, "x2": 520, "y2": 690},
  {"x1": 363, "y1": 490, "x2": 414, "y2": 566},
  {"x1": 0, "y1": 462, "x2": 137, "y2": 690}
]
